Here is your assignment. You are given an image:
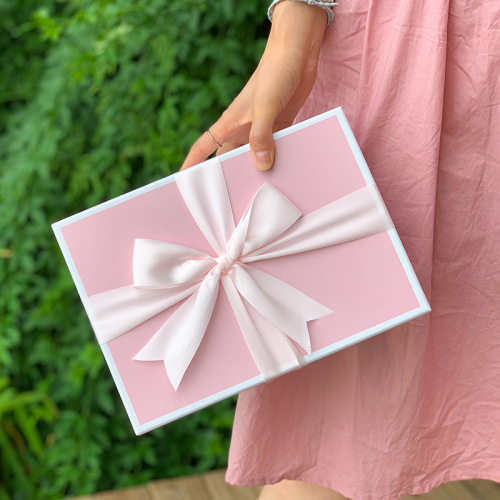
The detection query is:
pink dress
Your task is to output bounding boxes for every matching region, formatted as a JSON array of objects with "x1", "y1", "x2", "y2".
[{"x1": 225, "y1": 1, "x2": 500, "y2": 499}]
